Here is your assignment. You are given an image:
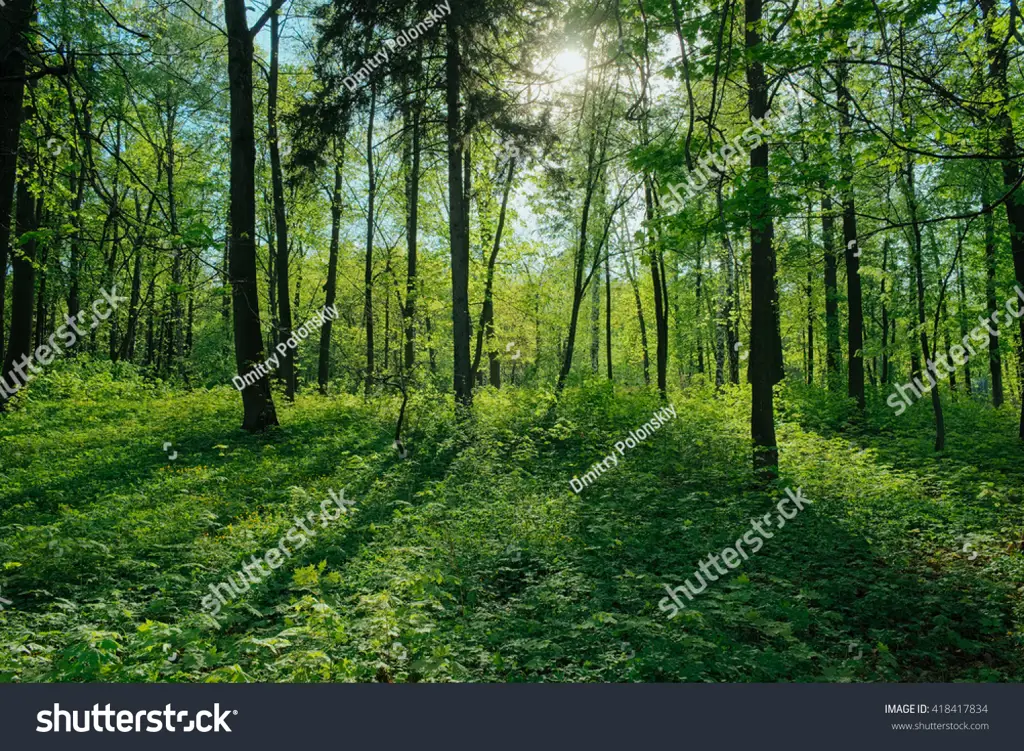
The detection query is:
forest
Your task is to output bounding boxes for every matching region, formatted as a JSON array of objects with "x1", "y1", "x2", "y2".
[{"x1": 1, "y1": 0, "x2": 1024, "y2": 684}]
